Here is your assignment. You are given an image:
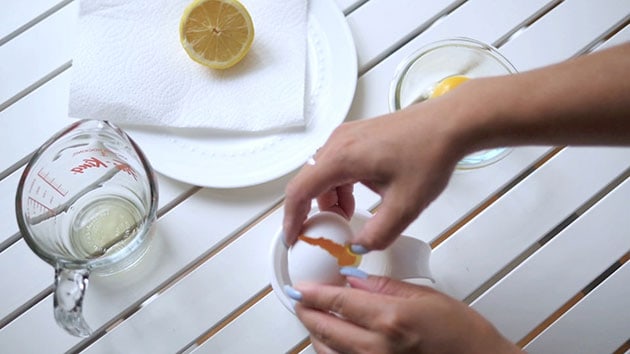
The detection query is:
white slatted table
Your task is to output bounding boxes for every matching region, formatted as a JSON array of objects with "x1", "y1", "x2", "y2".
[{"x1": 1, "y1": 0, "x2": 629, "y2": 353}]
